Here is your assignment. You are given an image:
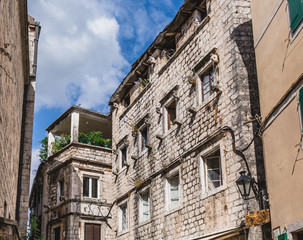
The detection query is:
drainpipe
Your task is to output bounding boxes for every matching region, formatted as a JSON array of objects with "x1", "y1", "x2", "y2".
[{"x1": 31, "y1": 21, "x2": 41, "y2": 78}]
